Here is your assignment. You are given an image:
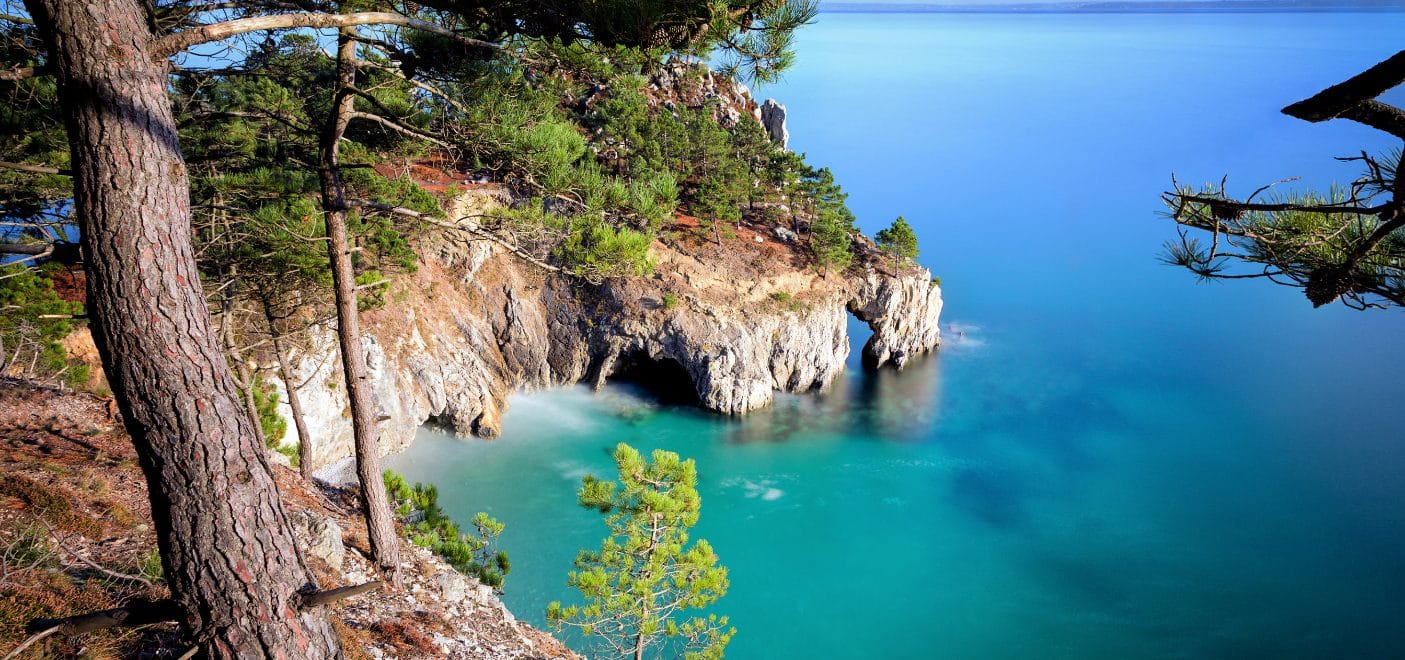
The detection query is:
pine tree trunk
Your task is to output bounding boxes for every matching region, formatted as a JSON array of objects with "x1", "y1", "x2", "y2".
[
  {"x1": 262, "y1": 296, "x2": 316, "y2": 480},
  {"x1": 23, "y1": 0, "x2": 340, "y2": 656},
  {"x1": 319, "y1": 30, "x2": 402, "y2": 584}
]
